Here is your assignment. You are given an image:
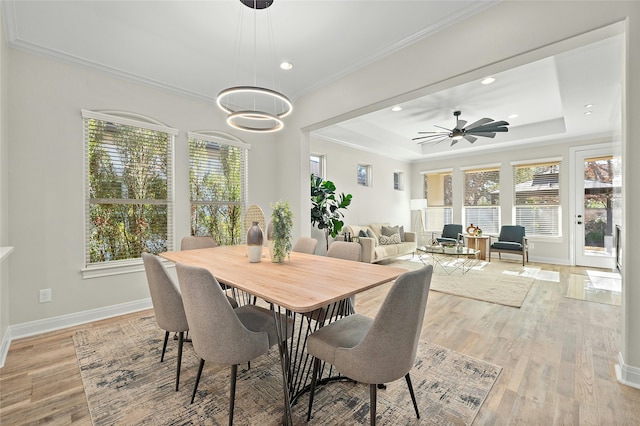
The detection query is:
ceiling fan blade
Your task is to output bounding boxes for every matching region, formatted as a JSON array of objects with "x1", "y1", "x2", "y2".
[
  {"x1": 470, "y1": 132, "x2": 497, "y2": 138},
  {"x1": 450, "y1": 139, "x2": 459, "y2": 146},
  {"x1": 464, "y1": 135, "x2": 478, "y2": 143},
  {"x1": 412, "y1": 134, "x2": 448, "y2": 141},
  {"x1": 456, "y1": 119, "x2": 467, "y2": 129},
  {"x1": 433, "y1": 125, "x2": 452, "y2": 131},
  {"x1": 415, "y1": 135, "x2": 449, "y2": 145},
  {"x1": 464, "y1": 117, "x2": 493, "y2": 130},
  {"x1": 468, "y1": 123, "x2": 509, "y2": 133}
]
